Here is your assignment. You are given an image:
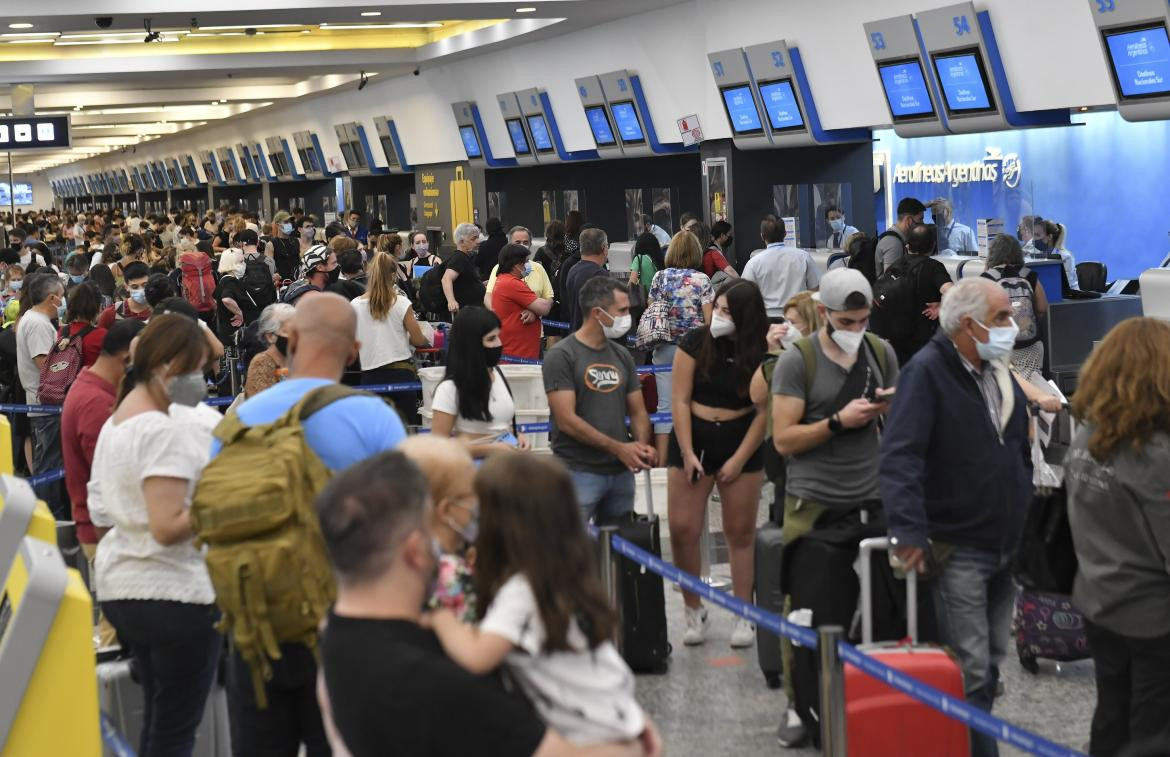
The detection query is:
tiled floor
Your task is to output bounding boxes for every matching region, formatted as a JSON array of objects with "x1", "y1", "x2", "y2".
[{"x1": 634, "y1": 492, "x2": 1096, "y2": 756}]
